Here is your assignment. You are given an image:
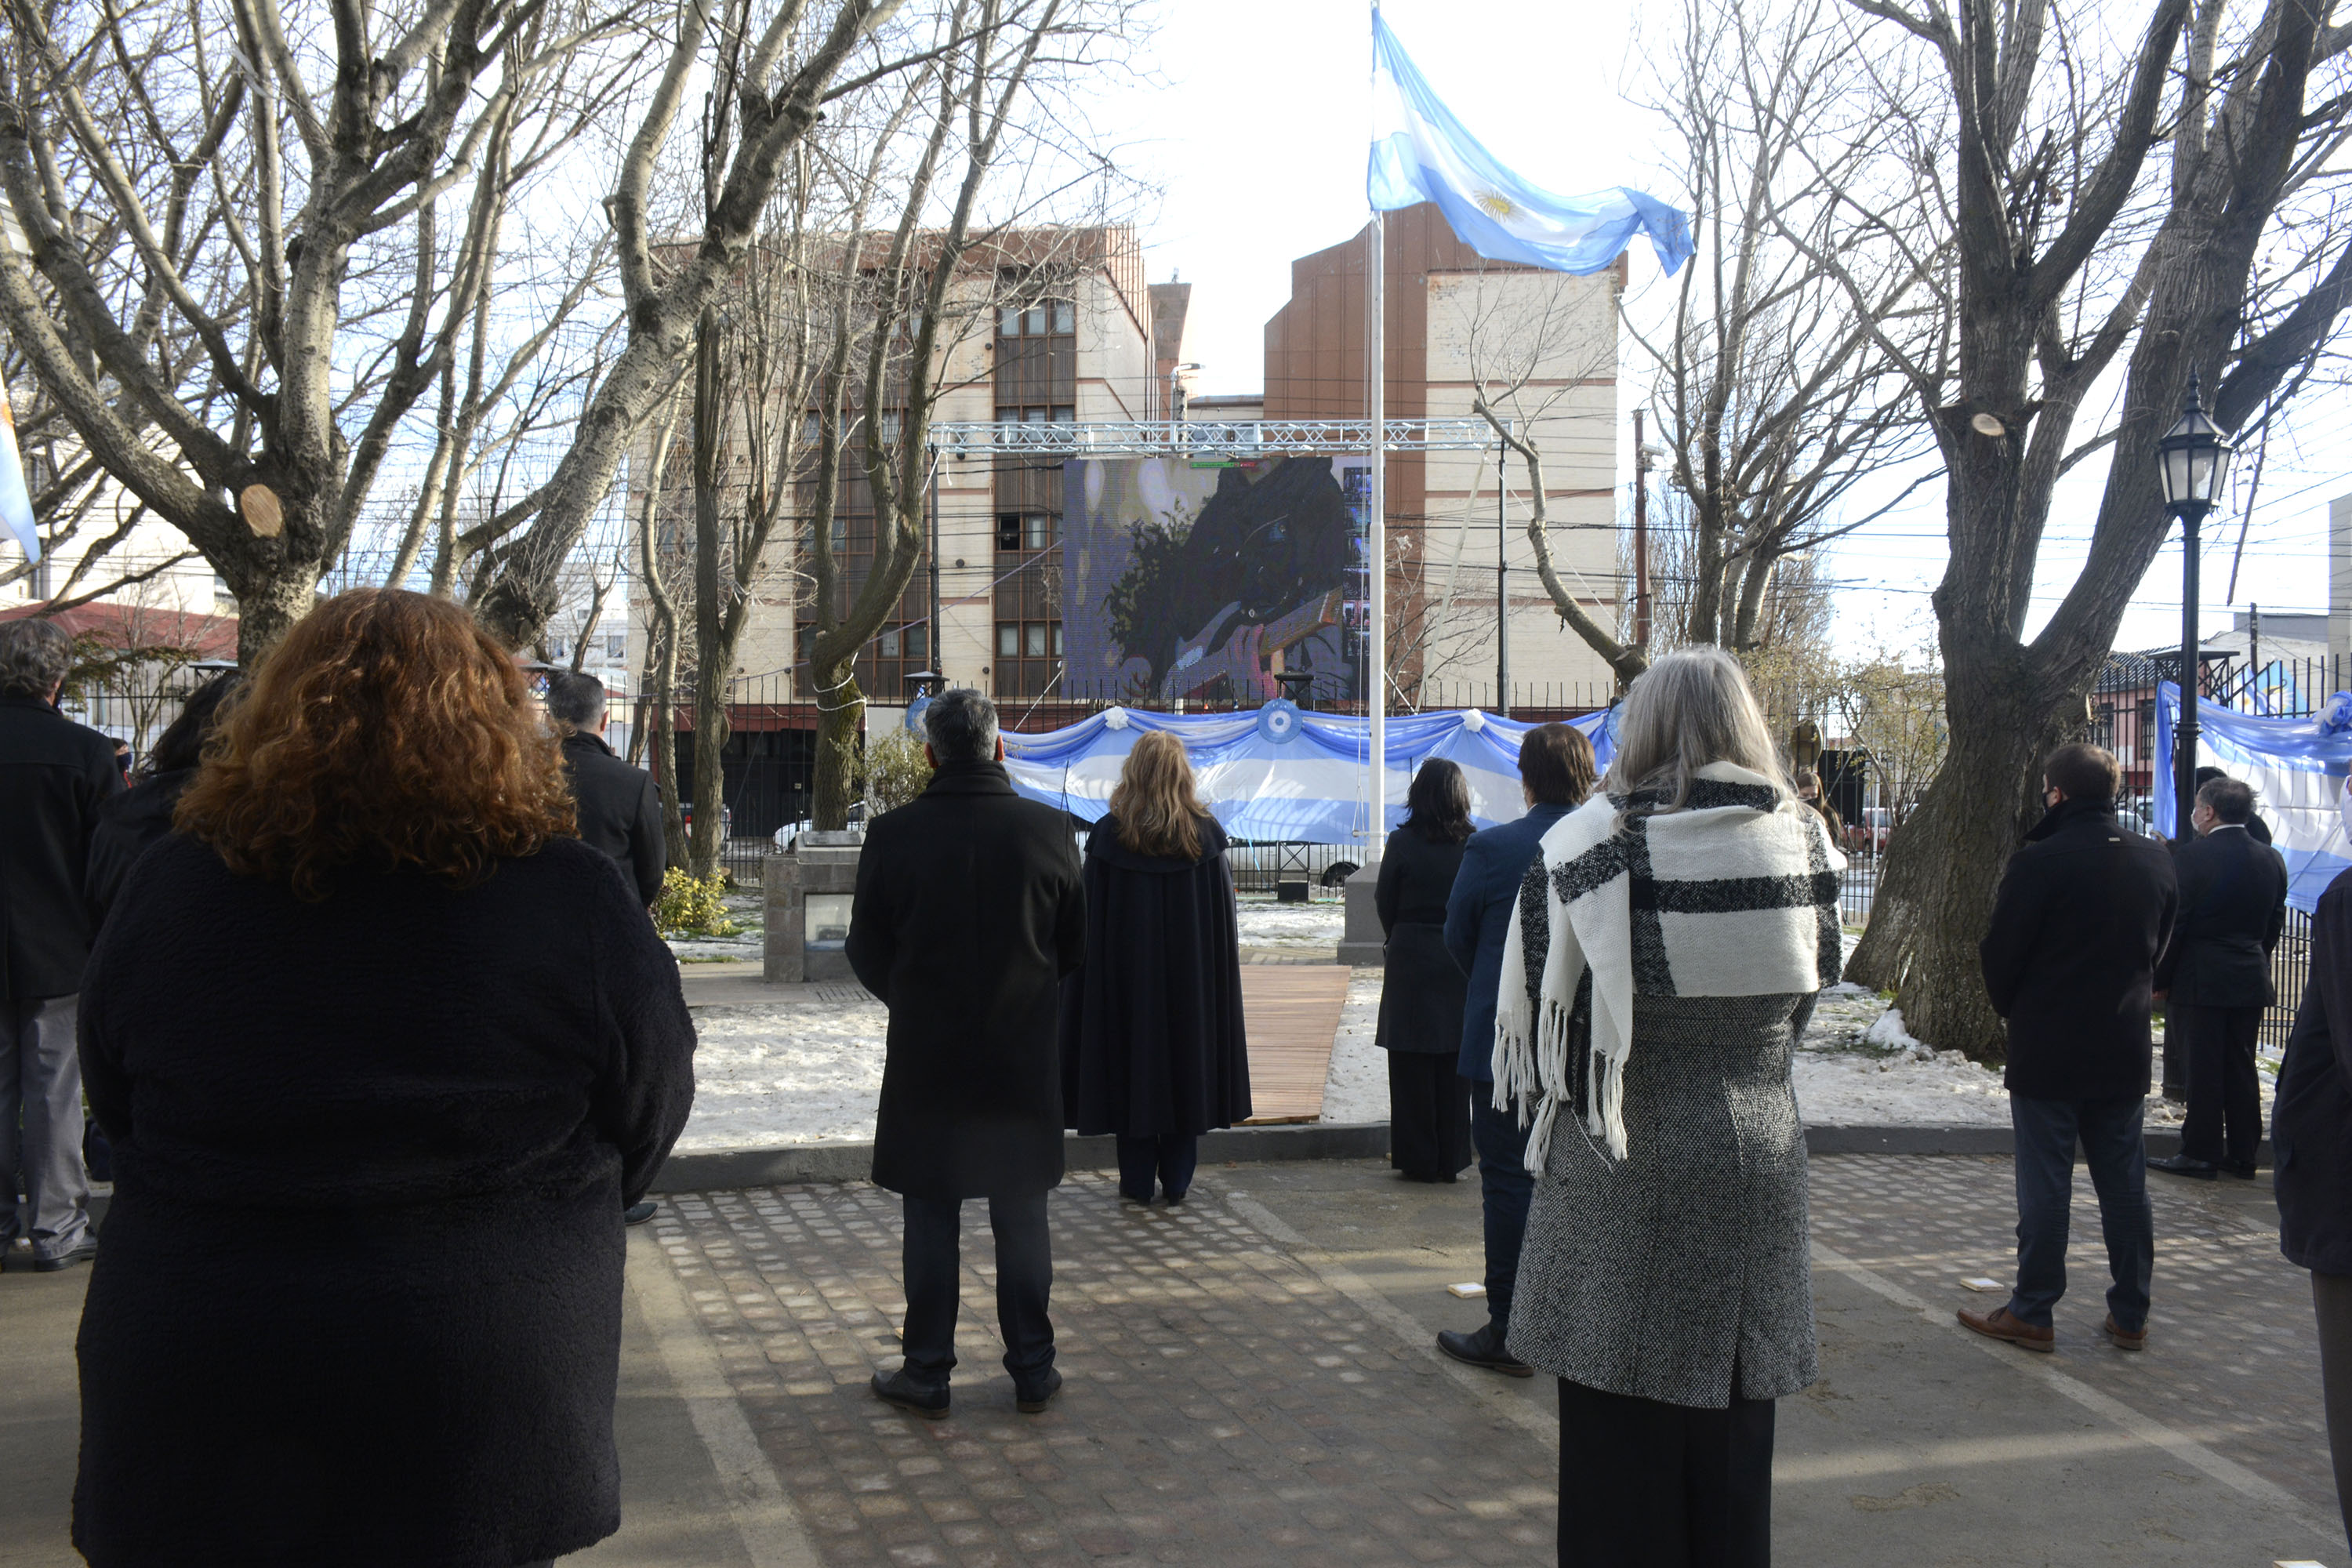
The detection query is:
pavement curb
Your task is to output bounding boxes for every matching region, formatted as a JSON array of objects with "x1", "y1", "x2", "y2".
[
  {"x1": 650, "y1": 1120, "x2": 2268, "y2": 1192},
  {"x1": 650, "y1": 1120, "x2": 1396, "y2": 1193}
]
